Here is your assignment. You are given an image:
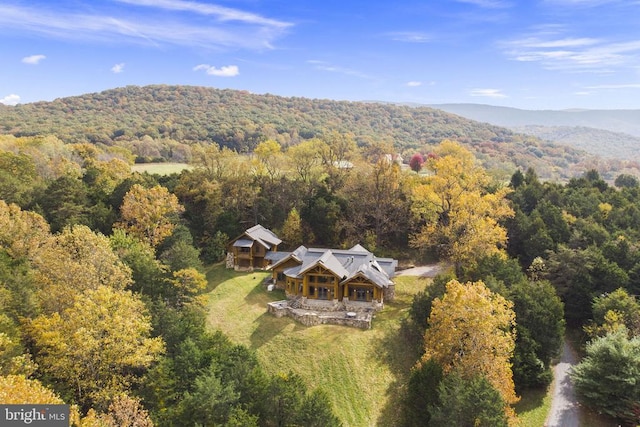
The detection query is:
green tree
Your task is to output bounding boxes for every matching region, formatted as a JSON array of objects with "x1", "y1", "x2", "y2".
[
  {"x1": 39, "y1": 175, "x2": 92, "y2": 233},
  {"x1": 110, "y1": 229, "x2": 166, "y2": 297},
  {"x1": 298, "y1": 388, "x2": 342, "y2": 427},
  {"x1": 429, "y1": 372, "x2": 509, "y2": 427},
  {"x1": 179, "y1": 365, "x2": 239, "y2": 426},
  {"x1": 586, "y1": 288, "x2": 640, "y2": 338},
  {"x1": 545, "y1": 245, "x2": 628, "y2": 326},
  {"x1": 510, "y1": 280, "x2": 565, "y2": 389},
  {"x1": 571, "y1": 329, "x2": 640, "y2": 425},
  {"x1": 404, "y1": 358, "x2": 443, "y2": 427}
]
